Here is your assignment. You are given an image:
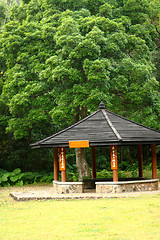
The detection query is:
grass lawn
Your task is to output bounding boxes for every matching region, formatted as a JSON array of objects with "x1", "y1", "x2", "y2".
[{"x1": 0, "y1": 184, "x2": 160, "y2": 240}]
